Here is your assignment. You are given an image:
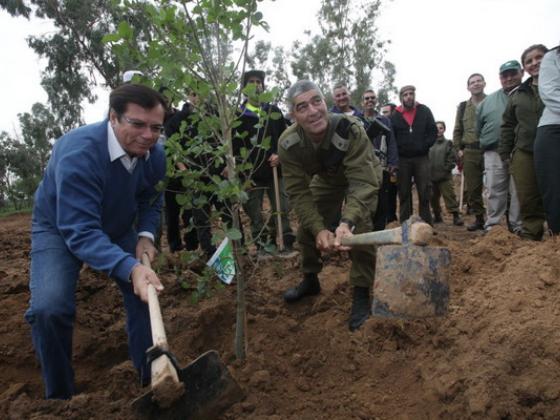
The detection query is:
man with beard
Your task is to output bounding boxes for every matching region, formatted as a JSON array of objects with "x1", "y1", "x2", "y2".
[{"x1": 390, "y1": 85, "x2": 437, "y2": 224}]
